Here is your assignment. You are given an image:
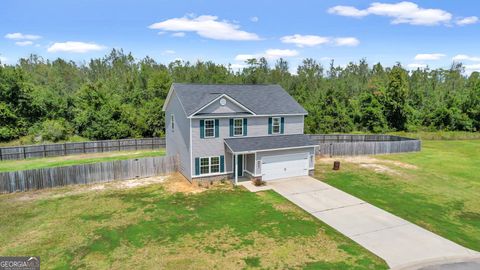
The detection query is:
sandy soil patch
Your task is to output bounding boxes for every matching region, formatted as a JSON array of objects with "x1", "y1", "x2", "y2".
[
  {"x1": 318, "y1": 156, "x2": 417, "y2": 175},
  {"x1": 162, "y1": 173, "x2": 206, "y2": 194},
  {"x1": 7, "y1": 175, "x2": 168, "y2": 202}
]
